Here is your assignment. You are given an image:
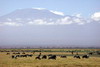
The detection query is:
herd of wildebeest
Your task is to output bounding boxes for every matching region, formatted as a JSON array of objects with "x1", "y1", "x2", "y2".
[{"x1": 1, "y1": 49, "x2": 99, "y2": 60}]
